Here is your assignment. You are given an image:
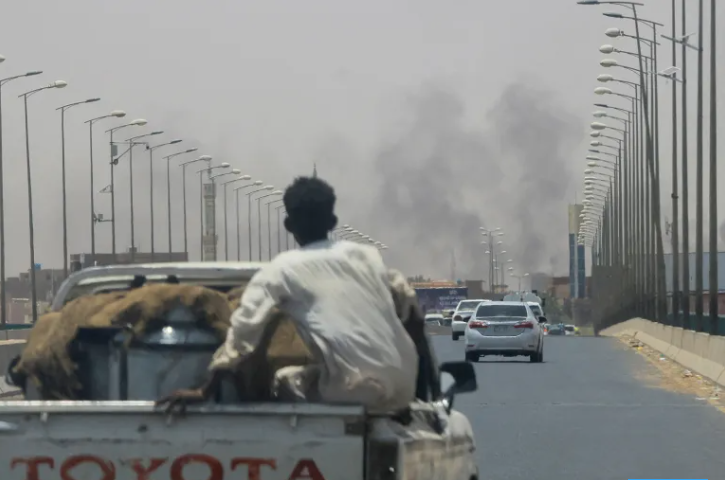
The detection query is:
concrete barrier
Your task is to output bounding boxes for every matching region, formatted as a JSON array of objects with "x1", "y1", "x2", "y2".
[
  {"x1": 0, "y1": 329, "x2": 31, "y2": 341},
  {"x1": 600, "y1": 317, "x2": 725, "y2": 387}
]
